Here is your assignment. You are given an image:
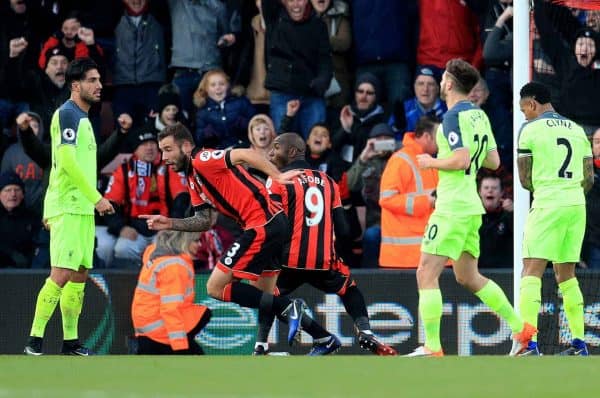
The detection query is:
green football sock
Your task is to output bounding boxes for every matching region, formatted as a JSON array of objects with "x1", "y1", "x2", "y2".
[
  {"x1": 60, "y1": 281, "x2": 86, "y2": 341},
  {"x1": 30, "y1": 278, "x2": 63, "y2": 338},
  {"x1": 519, "y1": 276, "x2": 542, "y2": 342},
  {"x1": 475, "y1": 279, "x2": 524, "y2": 333},
  {"x1": 559, "y1": 278, "x2": 585, "y2": 341},
  {"x1": 419, "y1": 289, "x2": 443, "y2": 352}
]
